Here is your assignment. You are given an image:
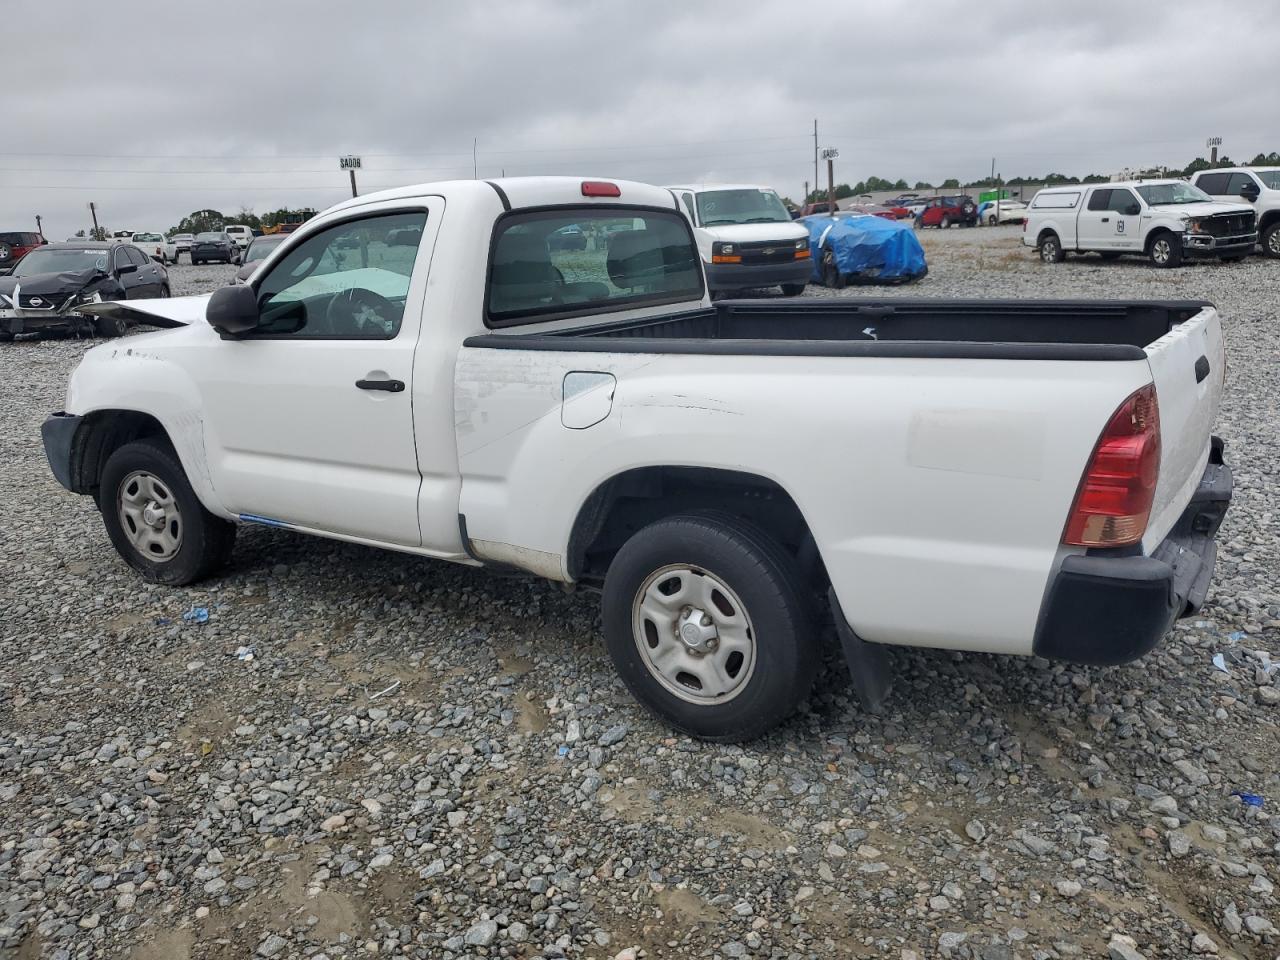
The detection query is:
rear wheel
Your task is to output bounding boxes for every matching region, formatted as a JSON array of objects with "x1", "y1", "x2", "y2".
[
  {"x1": 1038, "y1": 232, "x2": 1065, "y2": 263},
  {"x1": 1148, "y1": 232, "x2": 1183, "y2": 268},
  {"x1": 940, "y1": 216, "x2": 951, "y2": 229},
  {"x1": 780, "y1": 282, "x2": 806, "y2": 296},
  {"x1": 1263, "y1": 222, "x2": 1280, "y2": 259},
  {"x1": 601, "y1": 514, "x2": 818, "y2": 741},
  {"x1": 97, "y1": 438, "x2": 236, "y2": 585},
  {"x1": 94, "y1": 314, "x2": 127, "y2": 338}
]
